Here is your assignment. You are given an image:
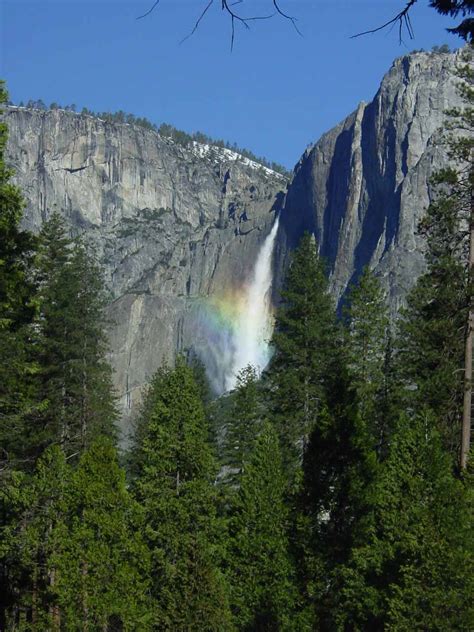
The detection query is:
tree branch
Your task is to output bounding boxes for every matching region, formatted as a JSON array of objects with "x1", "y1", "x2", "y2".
[
  {"x1": 136, "y1": 0, "x2": 161, "y2": 21},
  {"x1": 273, "y1": 0, "x2": 302, "y2": 36},
  {"x1": 221, "y1": 0, "x2": 276, "y2": 50},
  {"x1": 138, "y1": 0, "x2": 301, "y2": 50},
  {"x1": 351, "y1": 0, "x2": 418, "y2": 43},
  {"x1": 180, "y1": 0, "x2": 215, "y2": 45}
]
